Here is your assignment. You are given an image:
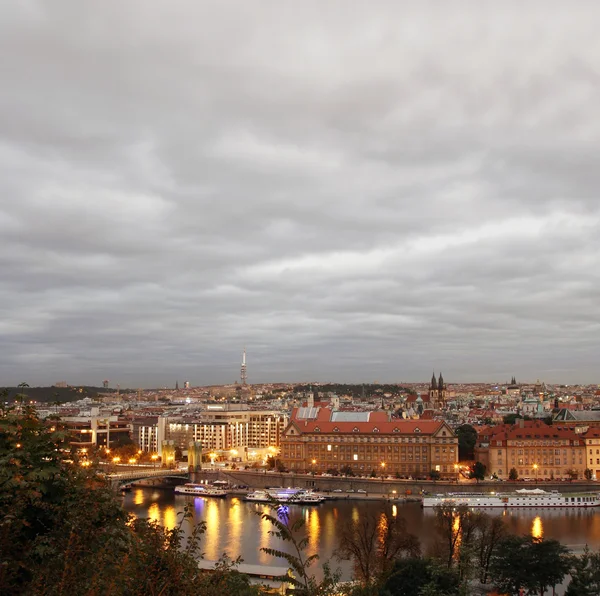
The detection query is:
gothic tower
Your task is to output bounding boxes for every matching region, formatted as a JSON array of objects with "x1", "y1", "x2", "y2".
[
  {"x1": 438, "y1": 372, "x2": 446, "y2": 404},
  {"x1": 429, "y1": 372, "x2": 438, "y2": 408}
]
